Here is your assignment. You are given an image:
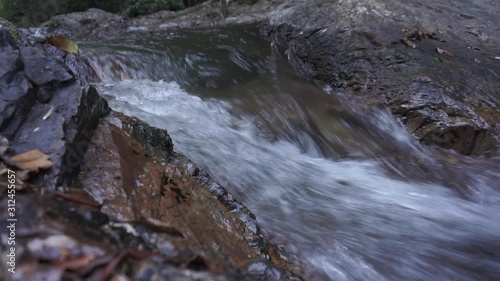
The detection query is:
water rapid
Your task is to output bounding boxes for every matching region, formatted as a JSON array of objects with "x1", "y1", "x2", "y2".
[{"x1": 81, "y1": 26, "x2": 500, "y2": 281}]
